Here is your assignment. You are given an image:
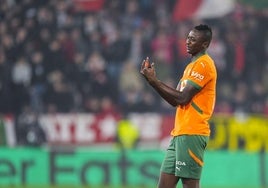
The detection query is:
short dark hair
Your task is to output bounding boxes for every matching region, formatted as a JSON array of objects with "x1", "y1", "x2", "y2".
[{"x1": 194, "y1": 24, "x2": 212, "y2": 45}]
